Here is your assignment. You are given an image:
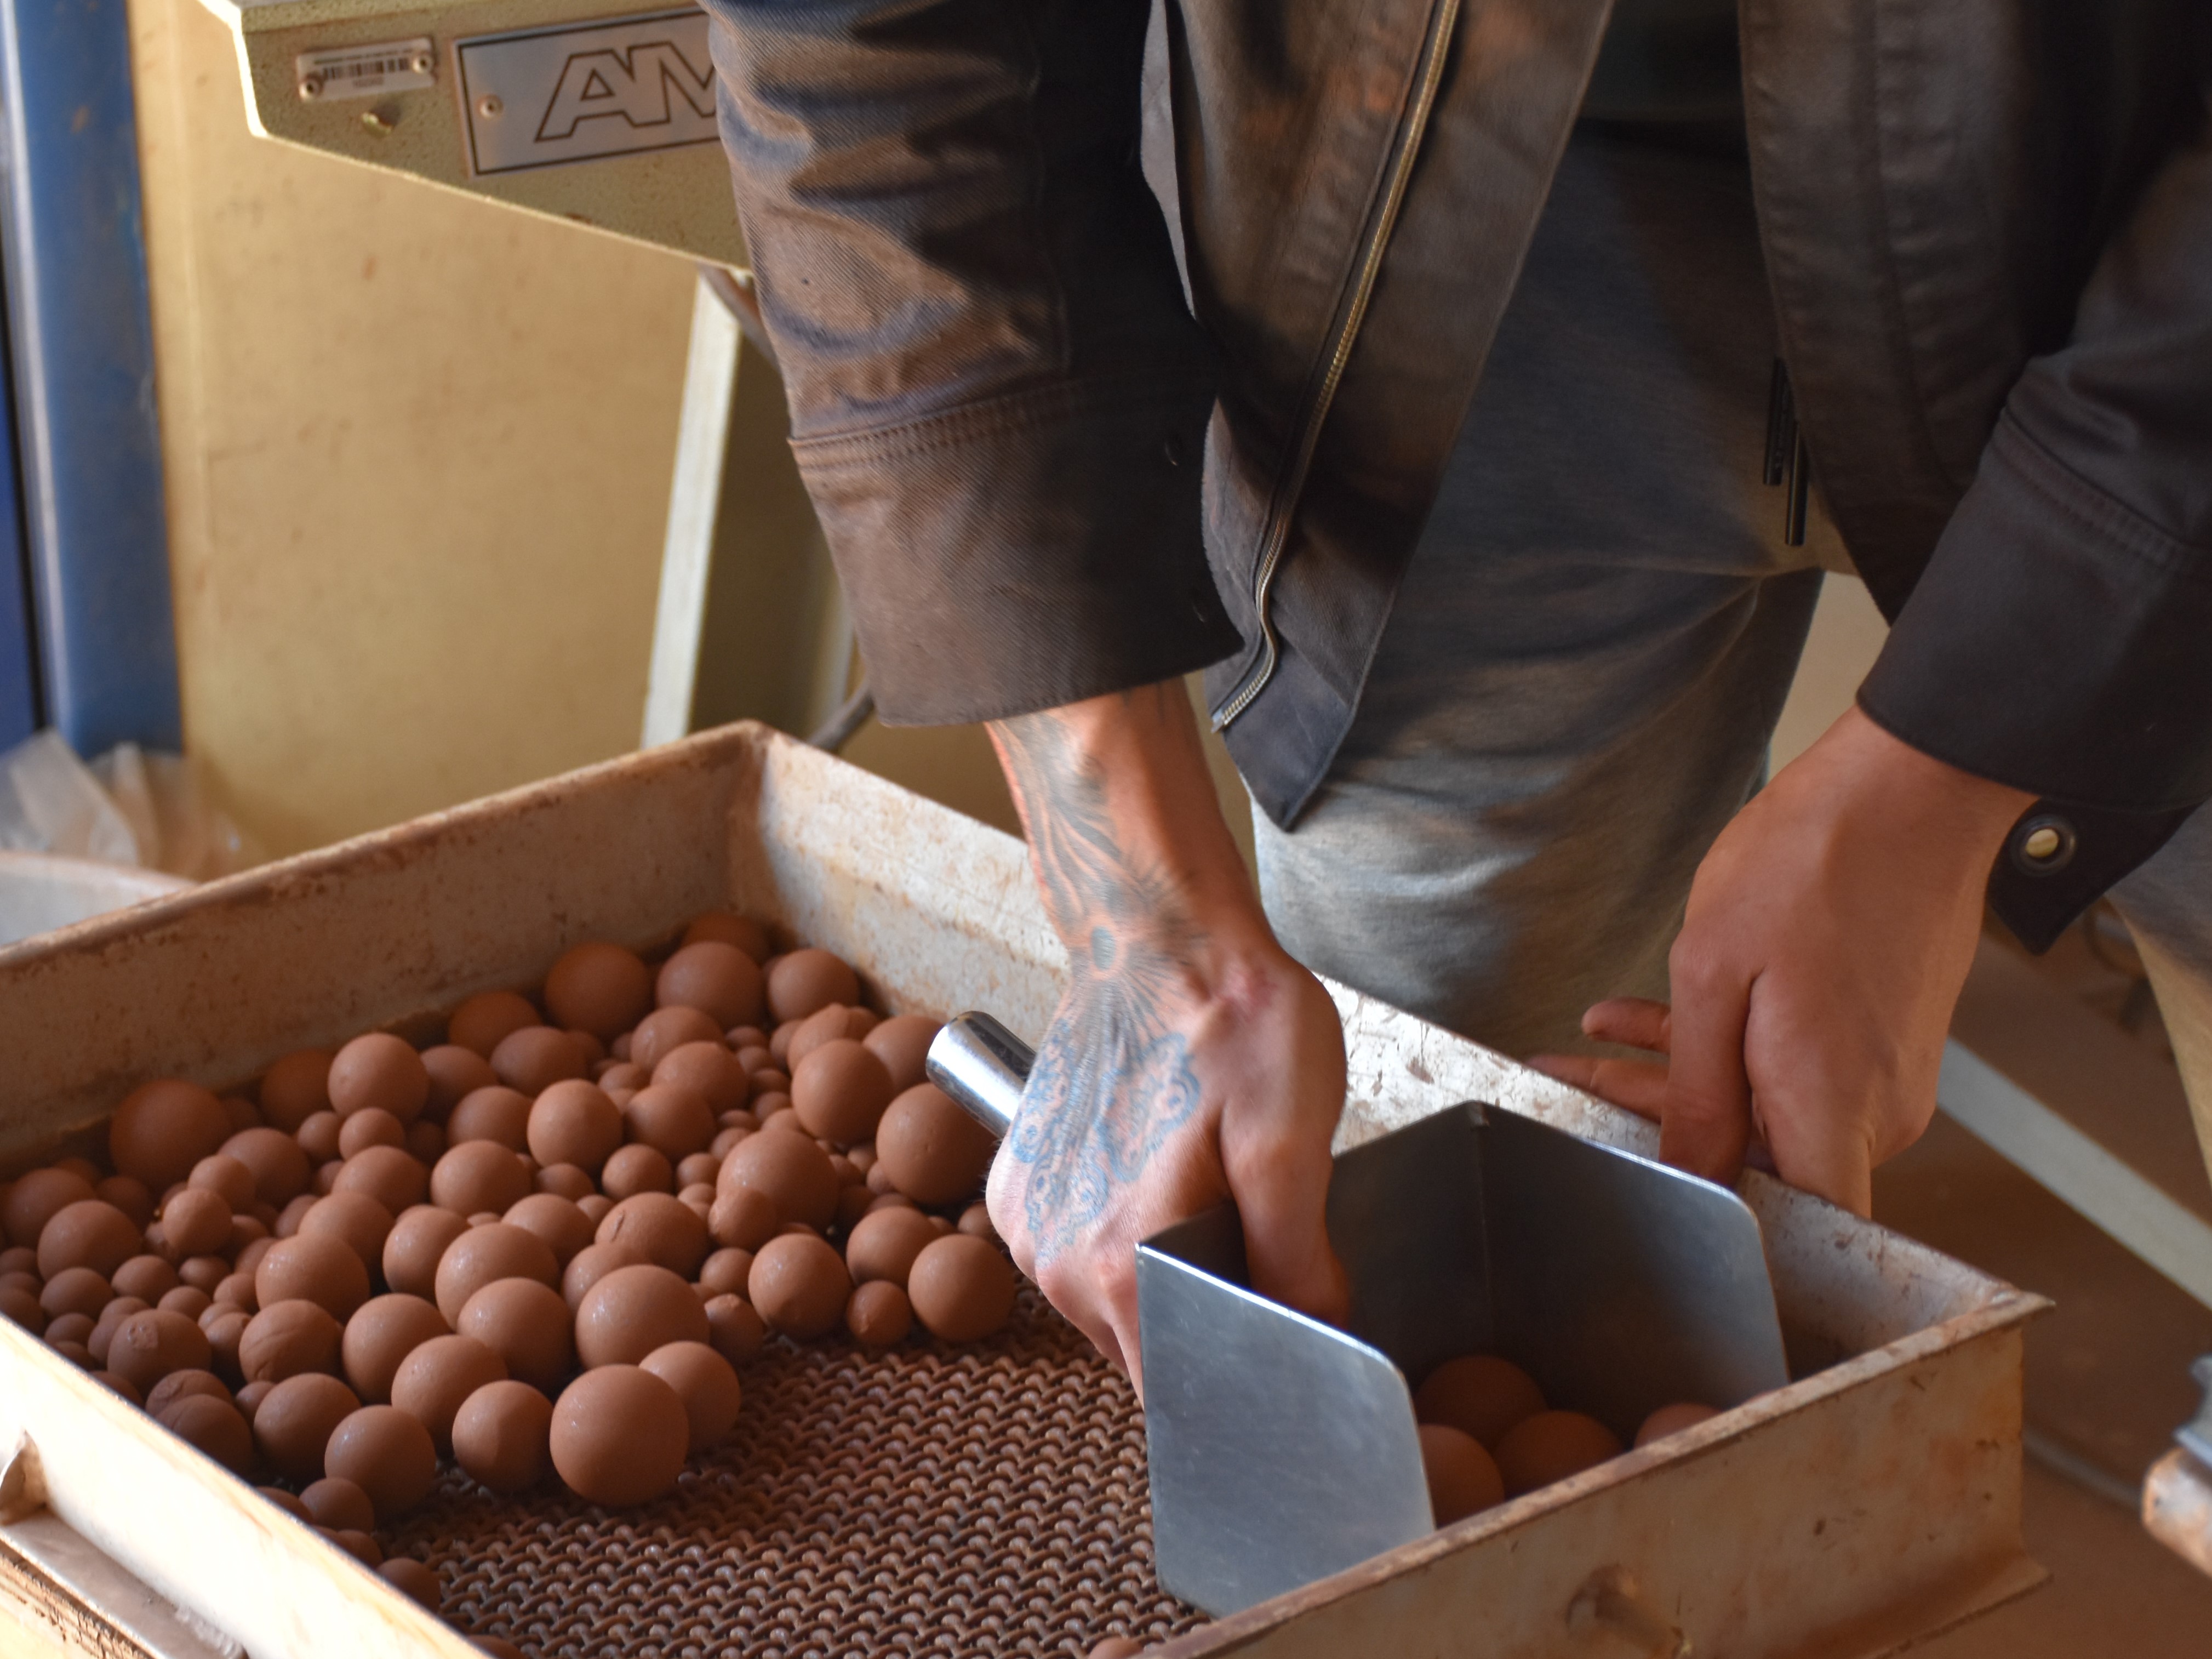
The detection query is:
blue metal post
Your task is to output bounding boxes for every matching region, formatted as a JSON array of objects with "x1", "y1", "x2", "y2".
[{"x1": 0, "y1": 0, "x2": 181, "y2": 754}]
